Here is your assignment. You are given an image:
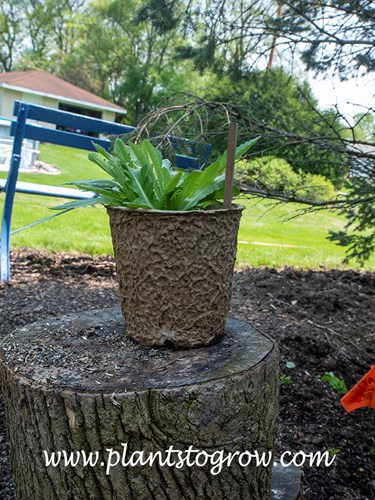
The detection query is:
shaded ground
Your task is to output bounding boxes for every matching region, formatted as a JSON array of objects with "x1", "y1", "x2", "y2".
[{"x1": 0, "y1": 249, "x2": 374, "y2": 499}]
